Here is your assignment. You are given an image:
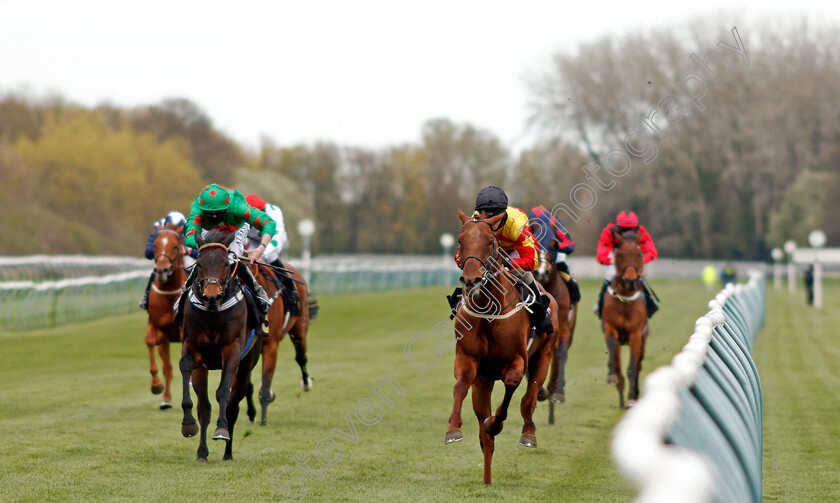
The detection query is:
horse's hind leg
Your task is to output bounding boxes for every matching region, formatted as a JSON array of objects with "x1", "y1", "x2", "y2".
[
  {"x1": 290, "y1": 323, "x2": 312, "y2": 391},
  {"x1": 223, "y1": 375, "x2": 249, "y2": 461},
  {"x1": 259, "y1": 335, "x2": 279, "y2": 426},
  {"x1": 245, "y1": 381, "x2": 257, "y2": 424},
  {"x1": 520, "y1": 347, "x2": 552, "y2": 448},
  {"x1": 146, "y1": 325, "x2": 164, "y2": 395},
  {"x1": 157, "y1": 340, "x2": 173, "y2": 409},
  {"x1": 552, "y1": 342, "x2": 569, "y2": 403},
  {"x1": 626, "y1": 329, "x2": 645, "y2": 406},
  {"x1": 192, "y1": 367, "x2": 210, "y2": 463},
  {"x1": 604, "y1": 326, "x2": 624, "y2": 408}
]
